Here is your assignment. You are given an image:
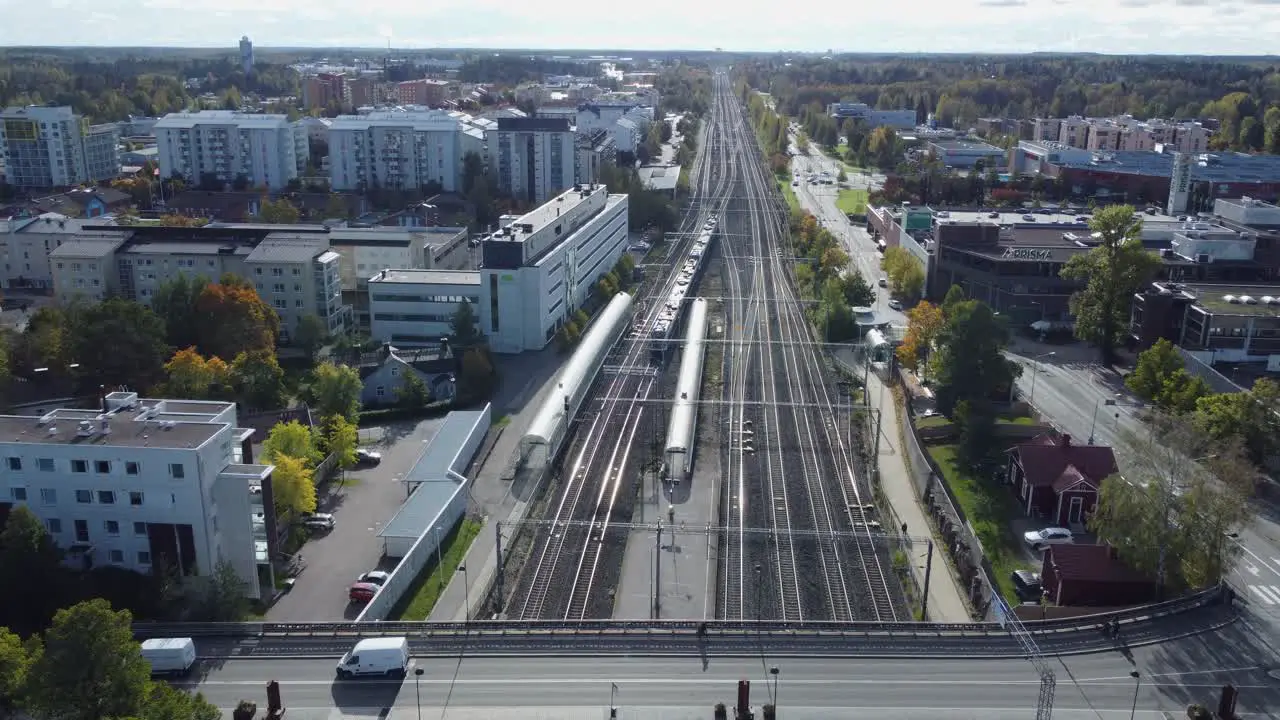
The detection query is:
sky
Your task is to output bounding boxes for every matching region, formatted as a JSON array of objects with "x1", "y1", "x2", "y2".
[{"x1": 4, "y1": 0, "x2": 1280, "y2": 54}]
